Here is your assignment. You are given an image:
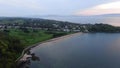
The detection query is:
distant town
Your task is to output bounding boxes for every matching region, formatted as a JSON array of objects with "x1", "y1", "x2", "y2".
[{"x1": 0, "y1": 17, "x2": 120, "y2": 33}]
